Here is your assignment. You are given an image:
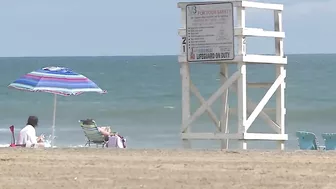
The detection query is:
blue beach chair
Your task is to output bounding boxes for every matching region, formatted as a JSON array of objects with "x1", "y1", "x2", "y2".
[
  {"x1": 321, "y1": 133, "x2": 336, "y2": 150},
  {"x1": 295, "y1": 131, "x2": 325, "y2": 150}
]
